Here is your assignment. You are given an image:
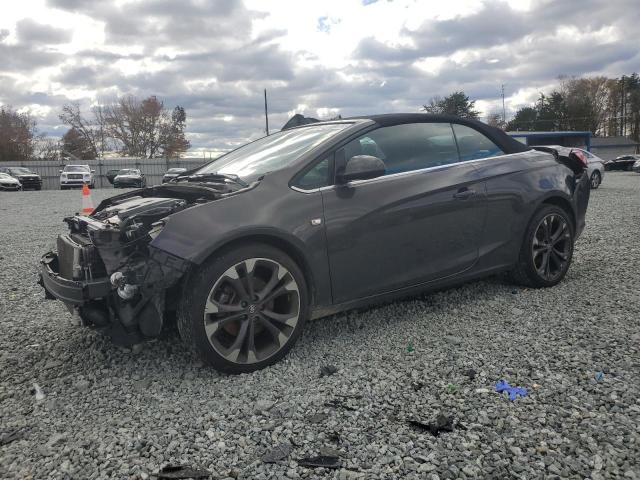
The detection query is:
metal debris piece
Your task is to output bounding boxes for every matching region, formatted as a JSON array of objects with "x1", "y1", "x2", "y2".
[
  {"x1": 464, "y1": 369, "x2": 477, "y2": 380},
  {"x1": 0, "y1": 428, "x2": 27, "y2": 445},
  {"x1": 308, "y1": 412, "x2": 329, "y2": 424},
  {"x1": 297, "y1": 454, "x2": 341, "y2": 469},
  {"x1": 320, "y1": 365, "x2": 338, "y2": 377},
  {"x1": 153, "y1": 465, "x2": 211, "y2": 479},
  {"x1": 411, "y1": 381, "x2": 425, "y2": 391},
  {"x1": 324, "y1": 399, "x2": 356, "y2": 411},
  {"x1": 262, "y1": 443, "x2": 293, "y2": 464},
  {"x1": 408, "y1": 414, "x2": 455, "y2": 436}
]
